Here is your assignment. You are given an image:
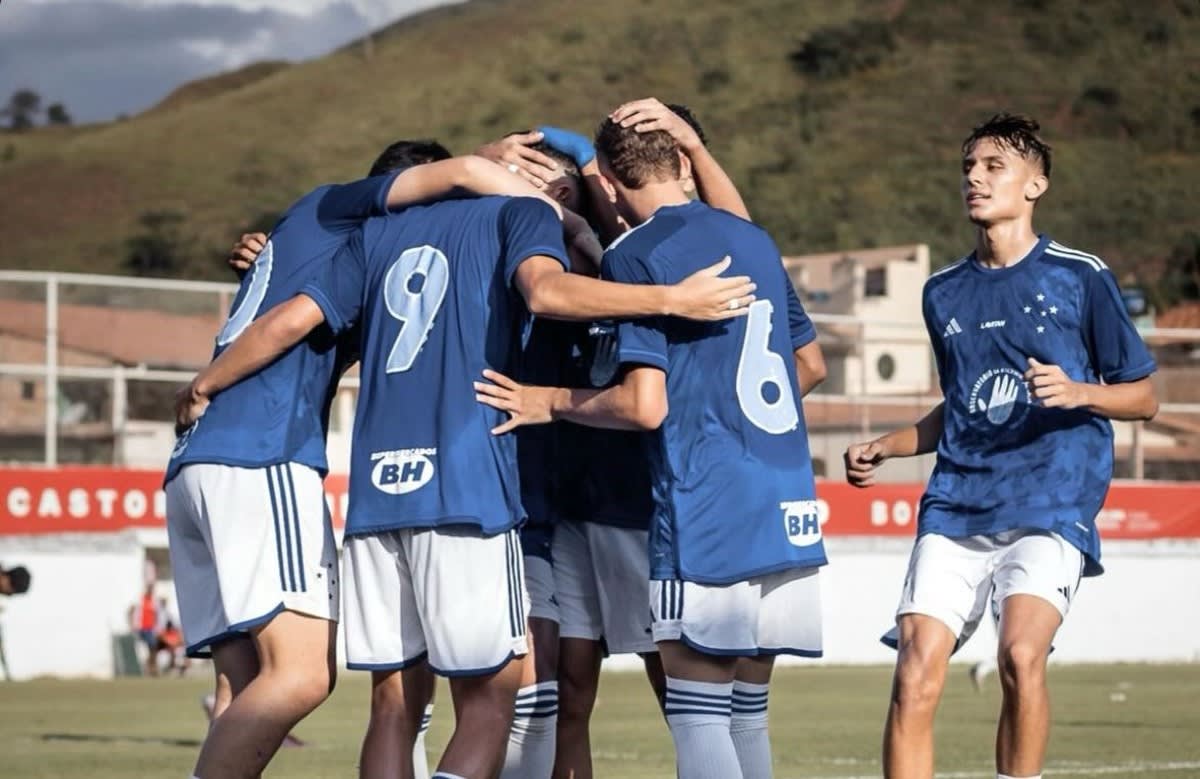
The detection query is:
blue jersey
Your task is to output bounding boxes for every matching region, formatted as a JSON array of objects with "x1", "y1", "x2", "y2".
[
  {"x1": 920, "y1": 236, "x2": 1156, "y2": 576},
  {"x1": 302, "y1": 196, "x2": 569, "y2": 538},
  {"x1": 166, "y1": 174, "x2": 399, "y2": 483},
  {"x1": 603, "y1": 201, "x2": 825, "y2": 585}
]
